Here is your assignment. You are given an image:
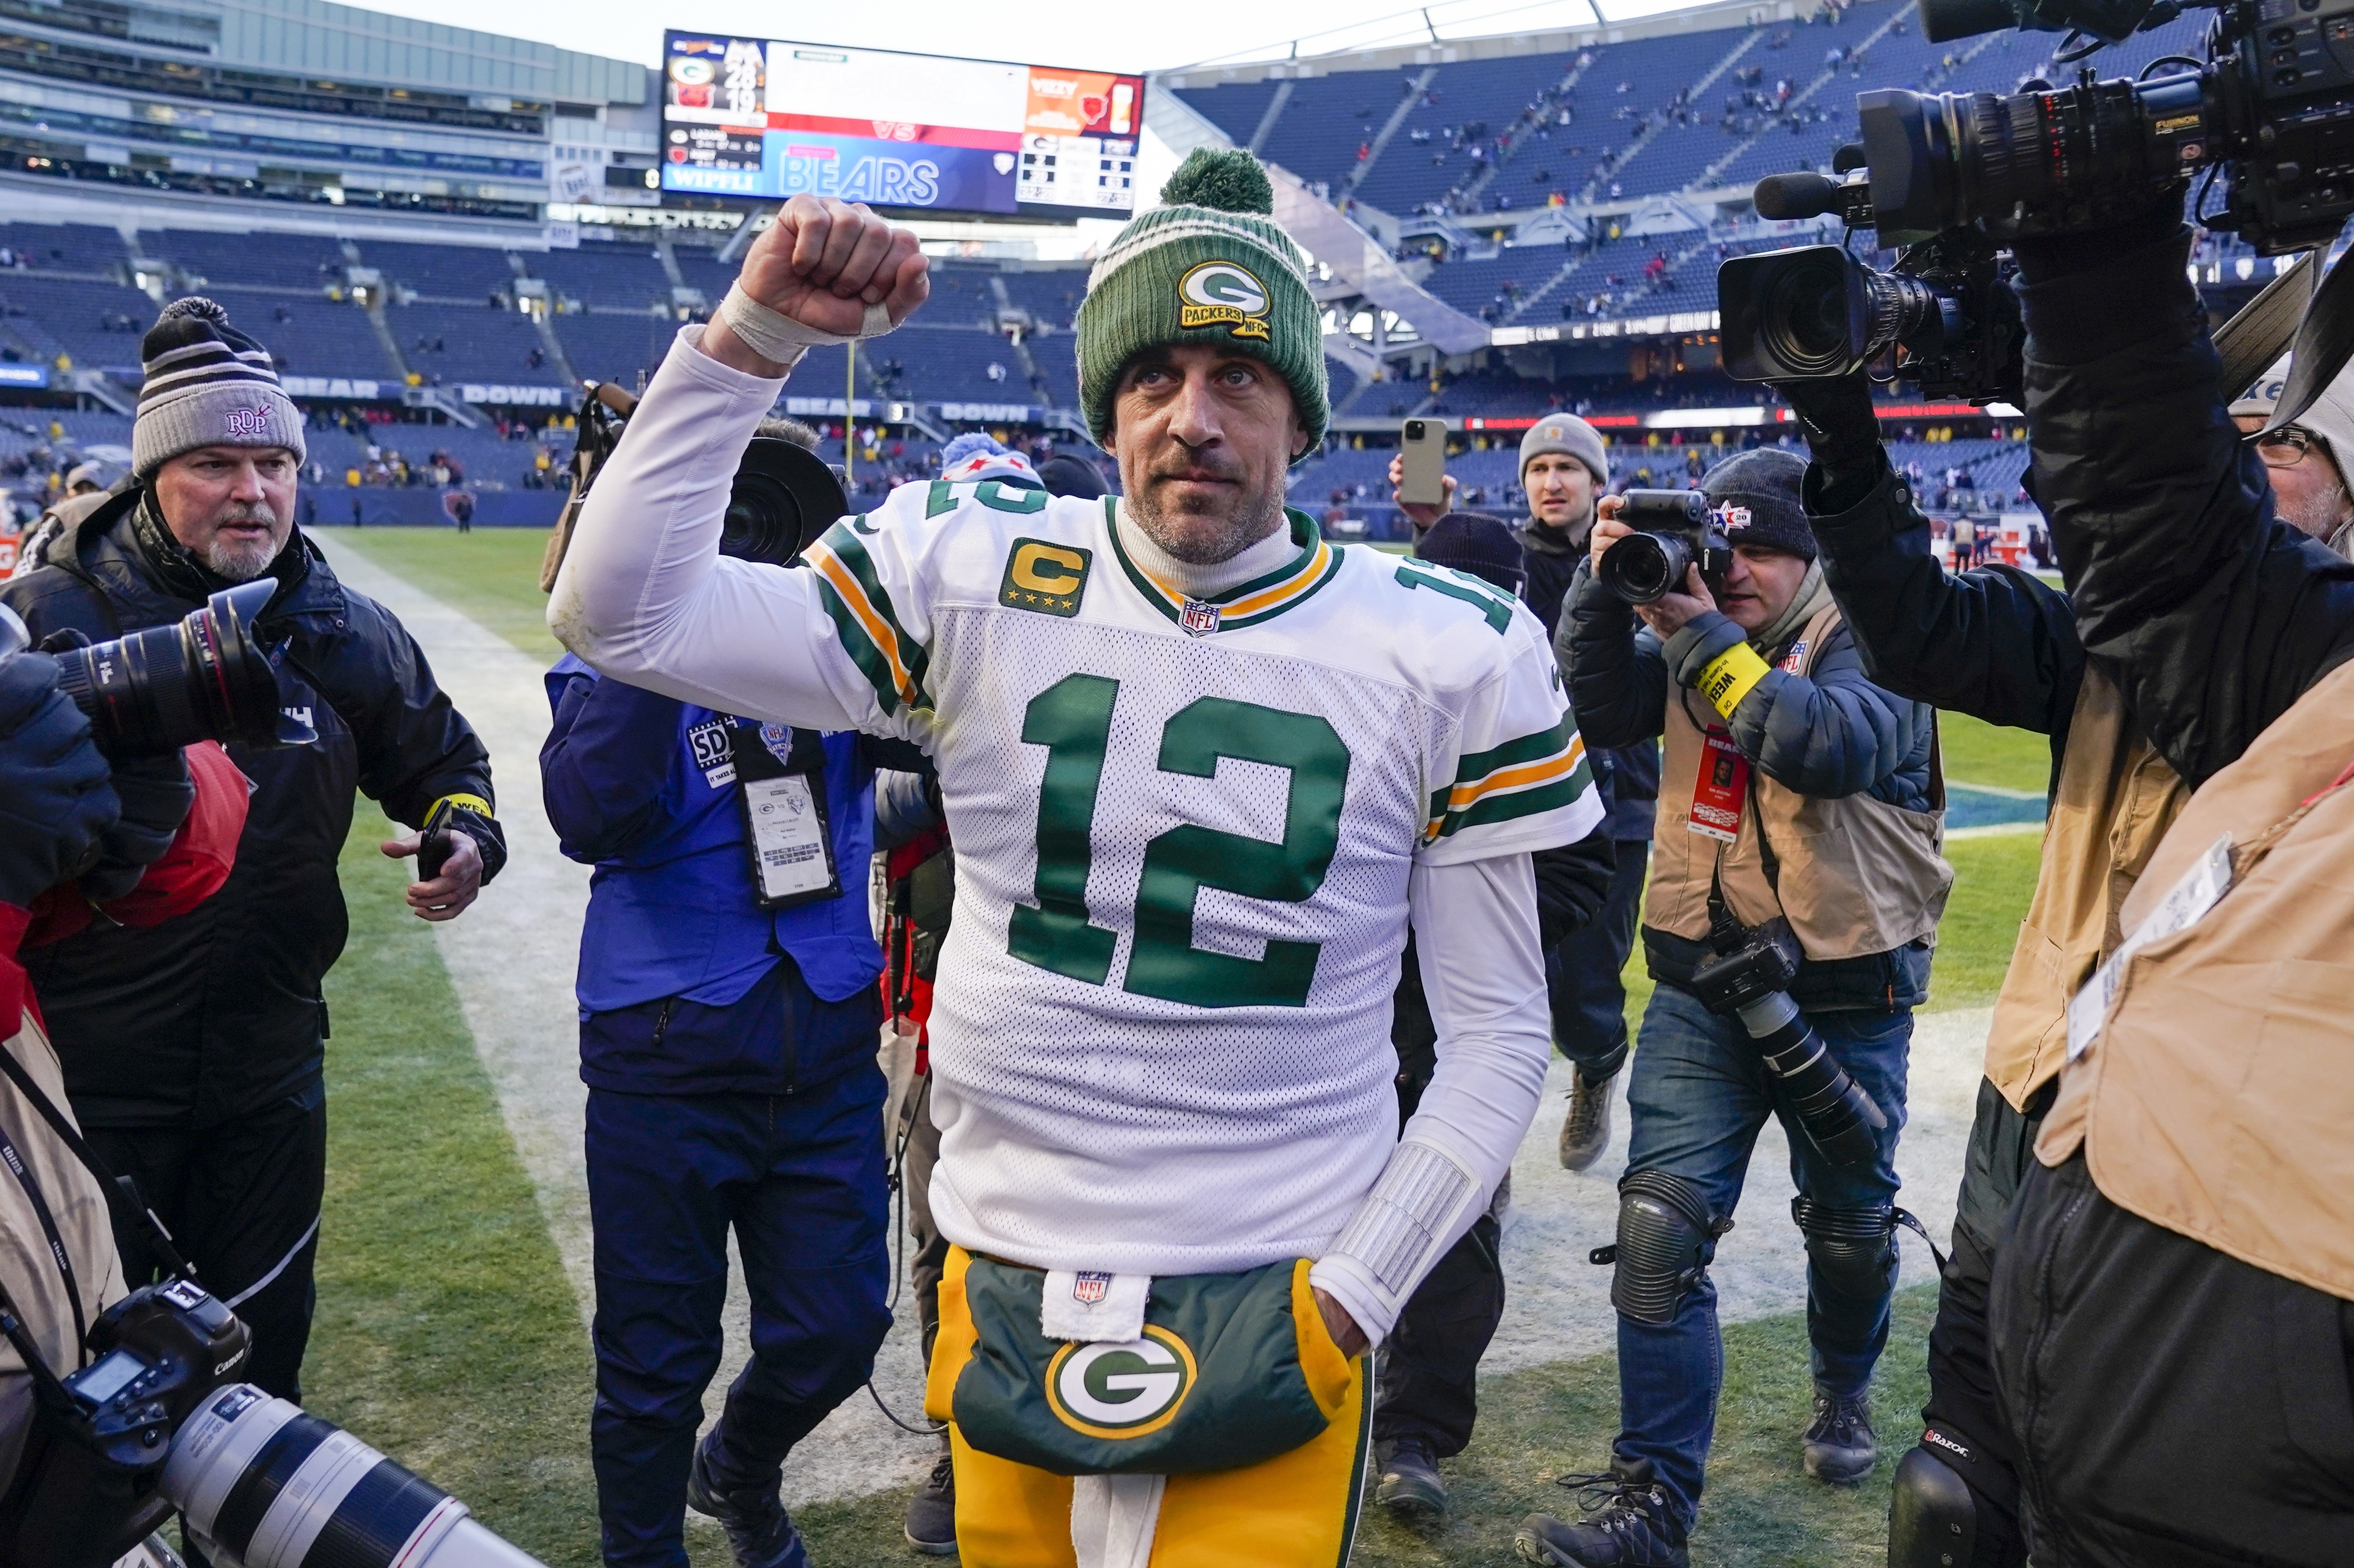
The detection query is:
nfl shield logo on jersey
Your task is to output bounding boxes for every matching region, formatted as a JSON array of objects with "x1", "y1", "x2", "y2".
[
  {"x1": 1073, "y1": 1272, "x2": 1113, "y2": 1305},
  {"x1": 1179, "y1": 599, "x2": 1222, "y2": 637}
]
